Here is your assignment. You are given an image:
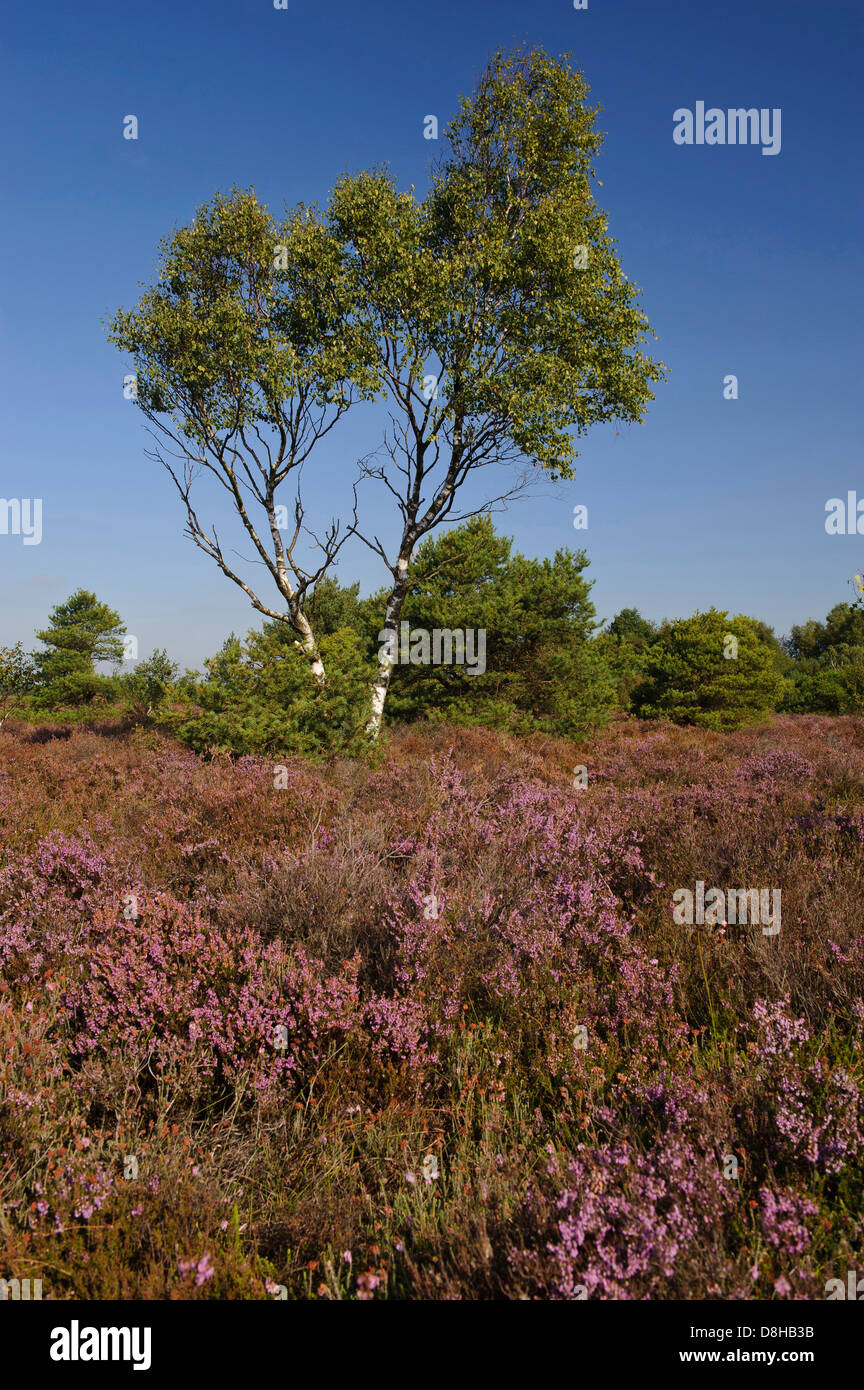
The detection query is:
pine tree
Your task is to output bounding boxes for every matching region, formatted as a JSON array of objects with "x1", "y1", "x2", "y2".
[
  {"x1": 34, "y1": 589, "x2": 126, "y2": 707},
  {"x1": 633, "y1": 609, "x2": 784, "y2": 731}
]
